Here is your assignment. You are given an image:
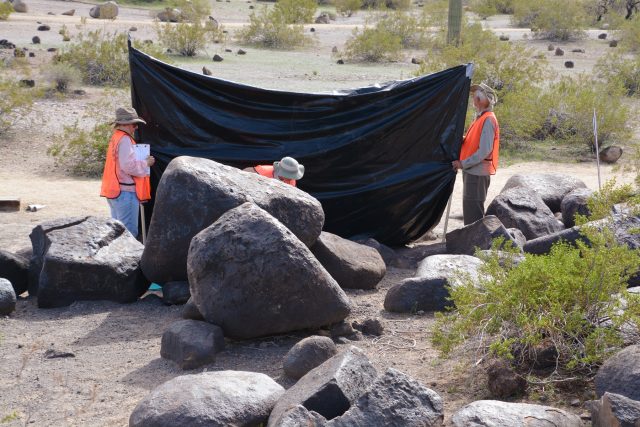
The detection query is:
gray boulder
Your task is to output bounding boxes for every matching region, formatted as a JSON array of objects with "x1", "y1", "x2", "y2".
[
  {"x1": 384, "y1": 254, "x2": 484, "y2": 313},
  {"x1": 12, "y1": 0, "x2": 27, "y2": 12},
  {"x1": 161, "y1": 281, "x2": 190, "y2": 305},
  {"x1": 0, "y1": 278, "x2": 17, "y2": 315},
  {"x1": 182, "y1": 296, "x2": 204, "y2": 320},
  {"x1": 156, "y1": 7, "x2": 182, "y2": 22},
  {"x1": 311, "y1": 232, "x2": 386, "y2": 290},
  {"x1": 328, "y1": 368, "x2": 444, "y2": 426},
  {"x1": 0, "y1": 249, "x2": 29, "y2": 295},
  {"x1": 188, "y1": 203, "x2": 350, "y2": 339},
  {"x1": 486, "y1": 187, "x2": 564, "y2": 240},
  {"x1": 160, "y1": 319, "x2": 224, "y2": 370},
  {"x1": 600, "y1": 146, "x2": 623, "y2": 164},
  {"x1": 142, "y1": 156, "x2": 324, "y2": 283},
  {"x1": 451, "y1": 400, "x2": 582, "y2": 426},
  {"x1": 30, "y1": 216, "x2": 147, "y2": 308},
  {"x1": 283, "y1": 336, "x2": 338, "y2": 380},
  {"x1": 500, "y1": 173, "x2": 587, "y2": 212},
  {"x1": 595, "y1": 344, "x2": 640, "y2": 401},
  {"x1": 89, "y1": 1, "x2": 118, "y2": 19},
  {"x1": 278, "y1": 405, "x2": 327, "y2": 426},
  {"x1": 129, "y1": 370, "x2": 284, "y2": 427},
  {"x1": 523, "y1": 226, "x2": 583, "y2": 255},
  {"x1": 354, "y1": 238, "x2": 405, "y2": 268},
  {"x1": 268, "y1": 346, "x2": 377, "y2": 426},
  {"x1": 561, "y1": 187, "x2": 593, "y2": 227},
  {"x1": 445, "y1": 215, "x2": 516, "y2": 255},
  {"x1": 591, "y1": 392, "x2": 640, "y2": 427}
]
